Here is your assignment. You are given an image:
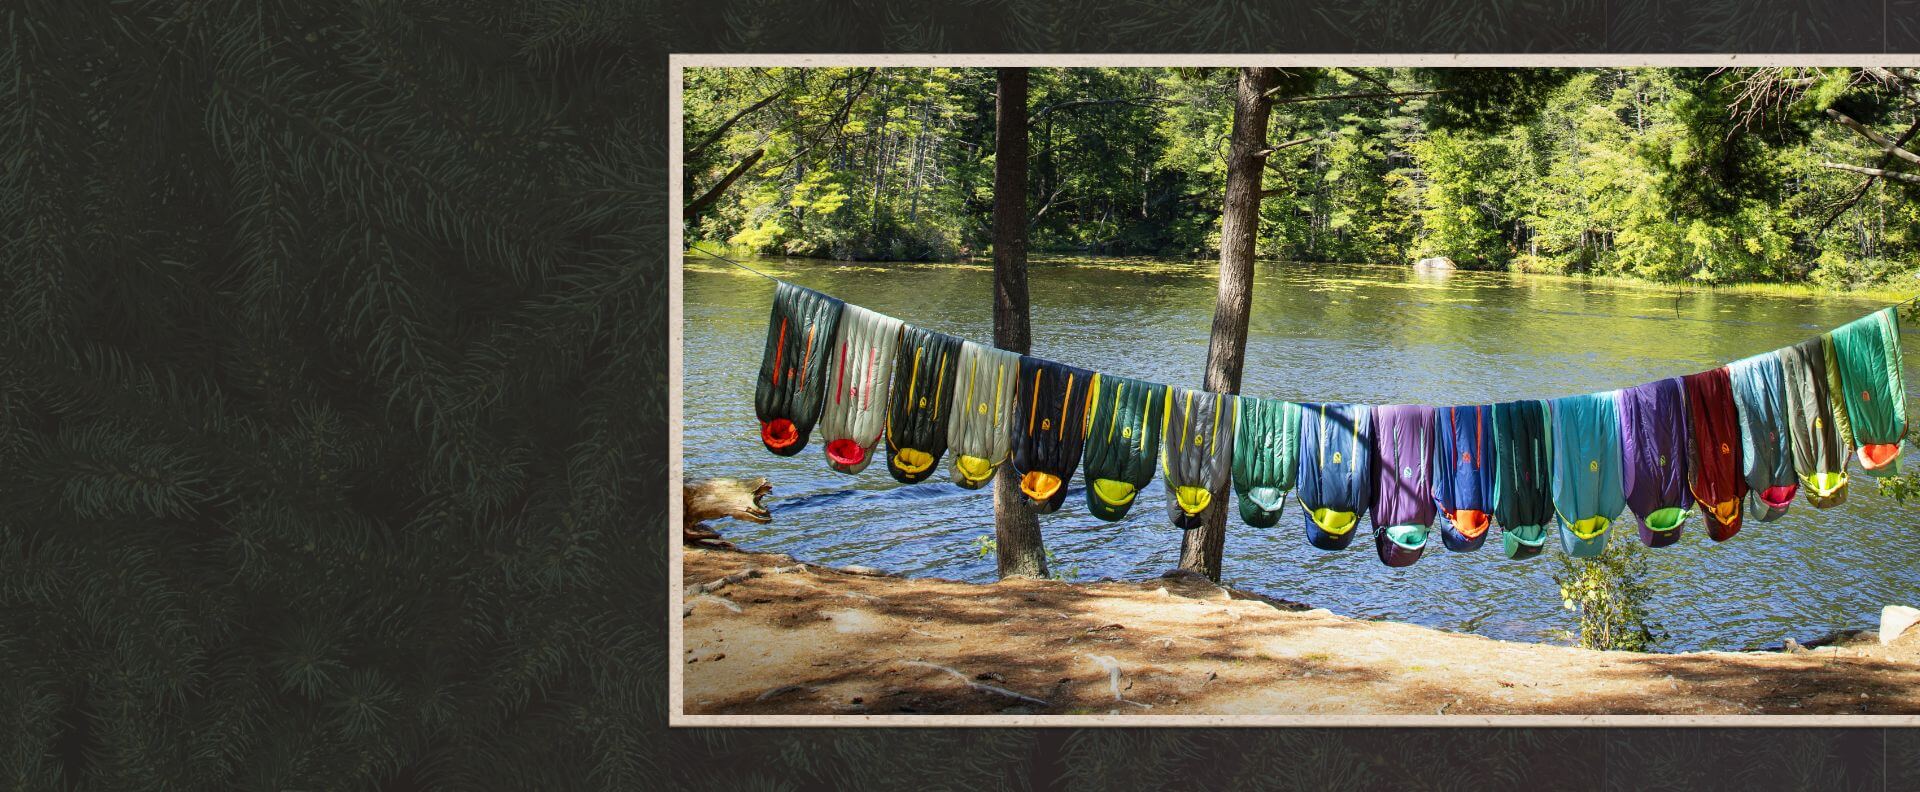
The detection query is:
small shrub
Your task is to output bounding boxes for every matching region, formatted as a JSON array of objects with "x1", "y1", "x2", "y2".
[{"x1": 1553, "y1": 537, "x2": 1664, "y2": 651}]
